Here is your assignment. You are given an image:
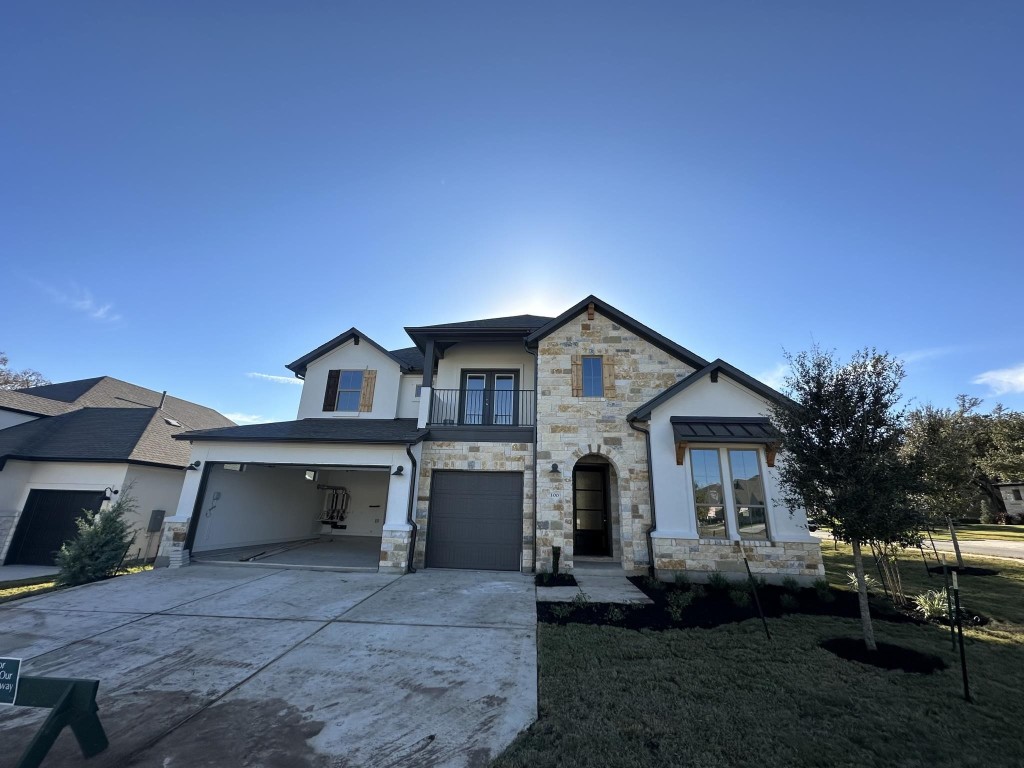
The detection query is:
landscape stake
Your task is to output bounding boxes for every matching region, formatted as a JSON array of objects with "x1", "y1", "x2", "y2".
[
  {"x1": 951, "y1": 572, "x2": 972, "y2": 703},
  {"x1": 739, "y1": 547, "x2": 771, "y2": 641},
  {"x1": 941, "y1": 555, "x2": 955, "y2": 651}
]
